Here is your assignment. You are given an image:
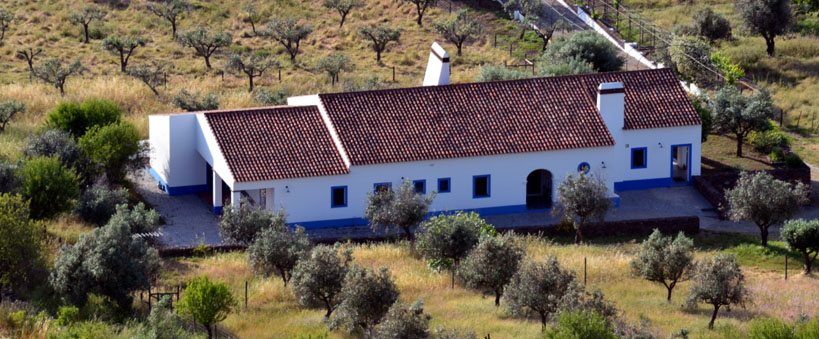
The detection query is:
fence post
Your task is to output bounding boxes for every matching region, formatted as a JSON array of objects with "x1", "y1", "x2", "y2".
[
  {"x1": 148, "y1": 285, "x2": 152, "y2": 310},
  {"x1": 494, "y1": 34, "x2": 497, "y2": 47},
  {"x1": 628, "y1": 17, "x2": 632, "y2": 41},
  {"x1": 509, "y1": 42, "x2": 513, "y2": 57},
  {"x1": 785, "y1": 255, "x2": 788, "y2": 280},
  {"x1": 177, "y1": 285, "x2": 180, "y2": 302},
  {"x1": 245, "y1": 281, "x2": 248, "y2": 309},
  {"x1": 392, "y1": 66, "x2": 396, "y2": 82},
  {"x1": 584, "y1": 257, "x2": 587, "y2": 286},
  {"x1": 278, "y1": 69, "x2": 281, "y2": 82}
]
